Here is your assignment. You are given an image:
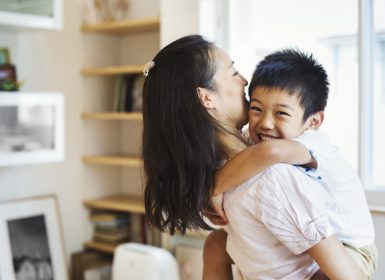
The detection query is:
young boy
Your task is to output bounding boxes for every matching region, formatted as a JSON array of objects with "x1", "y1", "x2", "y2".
[{"x1": 209, "y1": 49, "x2": 377, "y2": 278}]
